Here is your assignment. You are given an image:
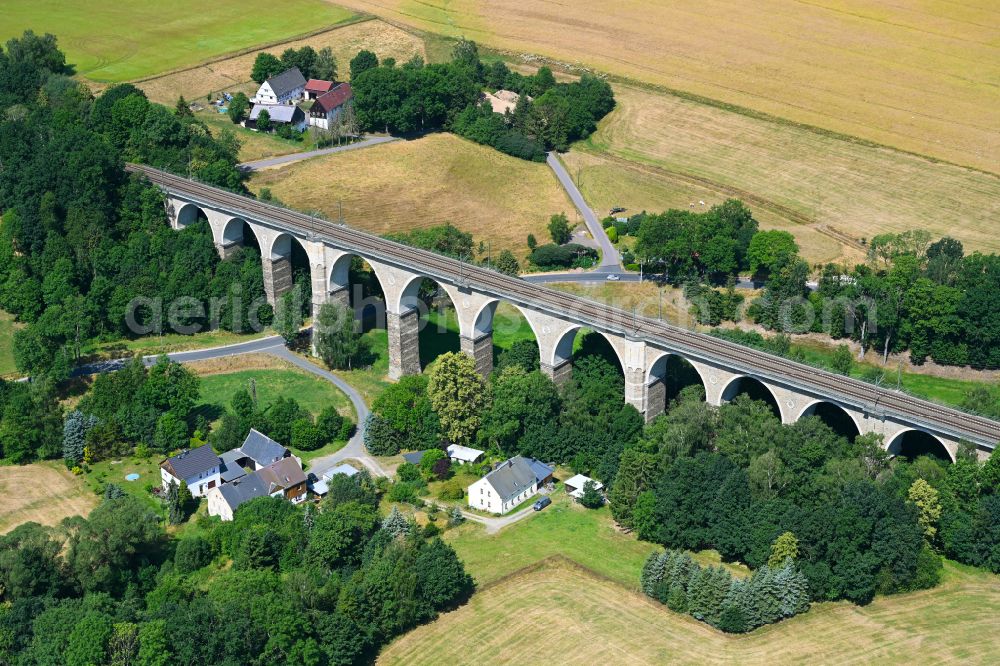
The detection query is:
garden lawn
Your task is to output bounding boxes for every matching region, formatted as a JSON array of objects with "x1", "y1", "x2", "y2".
[
  {"x1": 3, "y1": 0, "x2": 356, "y2": 82},
  {"x1": 81, "y1": 456, "x2": 164, "y2": 517},
  {"x1": 0, "y1": 309, "x2": 18, "y2": 377}
]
